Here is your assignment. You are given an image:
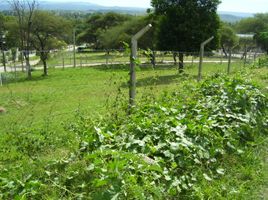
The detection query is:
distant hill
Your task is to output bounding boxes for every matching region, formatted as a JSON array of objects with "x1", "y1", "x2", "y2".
[
  {"x1": 0, "y1": 1, "x2": 256, "y2": 20},
  {"x1": 0, "y1": 1, "x2": 147, "y2": 14},
  {"x1": 219, "y1": 14, "x2": 243, "y2": 23},
  {"x1": 218, "y1": 11, "x2": 254, "y2": 18},
  {"x1": 218, "y1": 12, "x2": 254, "y2": 23}
]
